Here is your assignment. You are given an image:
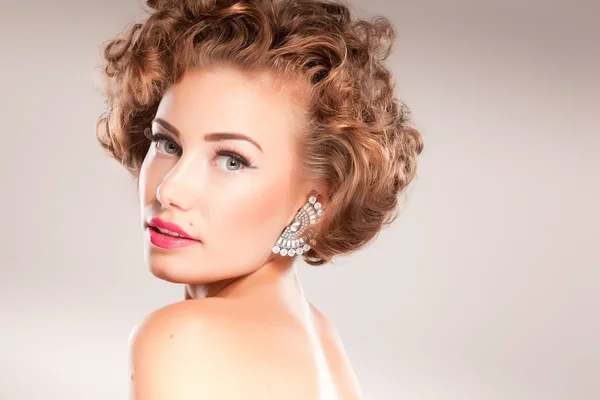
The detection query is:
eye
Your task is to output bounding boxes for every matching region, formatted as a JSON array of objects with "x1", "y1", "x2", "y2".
[
  {"x1": 144, "y1": 128, "x2": 180, "y2": 155},
  {"x1": 156, "y1": 138, "x2": 180, "y2": 155},
  {"x1": 214, "y1": 148, "x2": 253, "y2": 173}
]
